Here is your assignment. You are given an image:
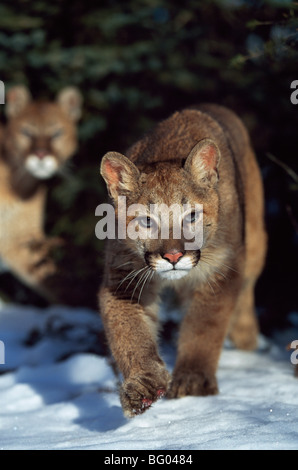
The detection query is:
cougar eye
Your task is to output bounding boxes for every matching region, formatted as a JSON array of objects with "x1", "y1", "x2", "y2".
[
  {"x1": 52, "y1": 129, "x2": 64, "y2": 139},
  {"x1": 184, "y1": 211, "x2": 199, "y2": 224},
  {"x1": 20, "y1": 128, "x2": 33, "y2": 138},
  {"x1": 138, "y1": 216, "x2": 154, "y2": 228}
]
